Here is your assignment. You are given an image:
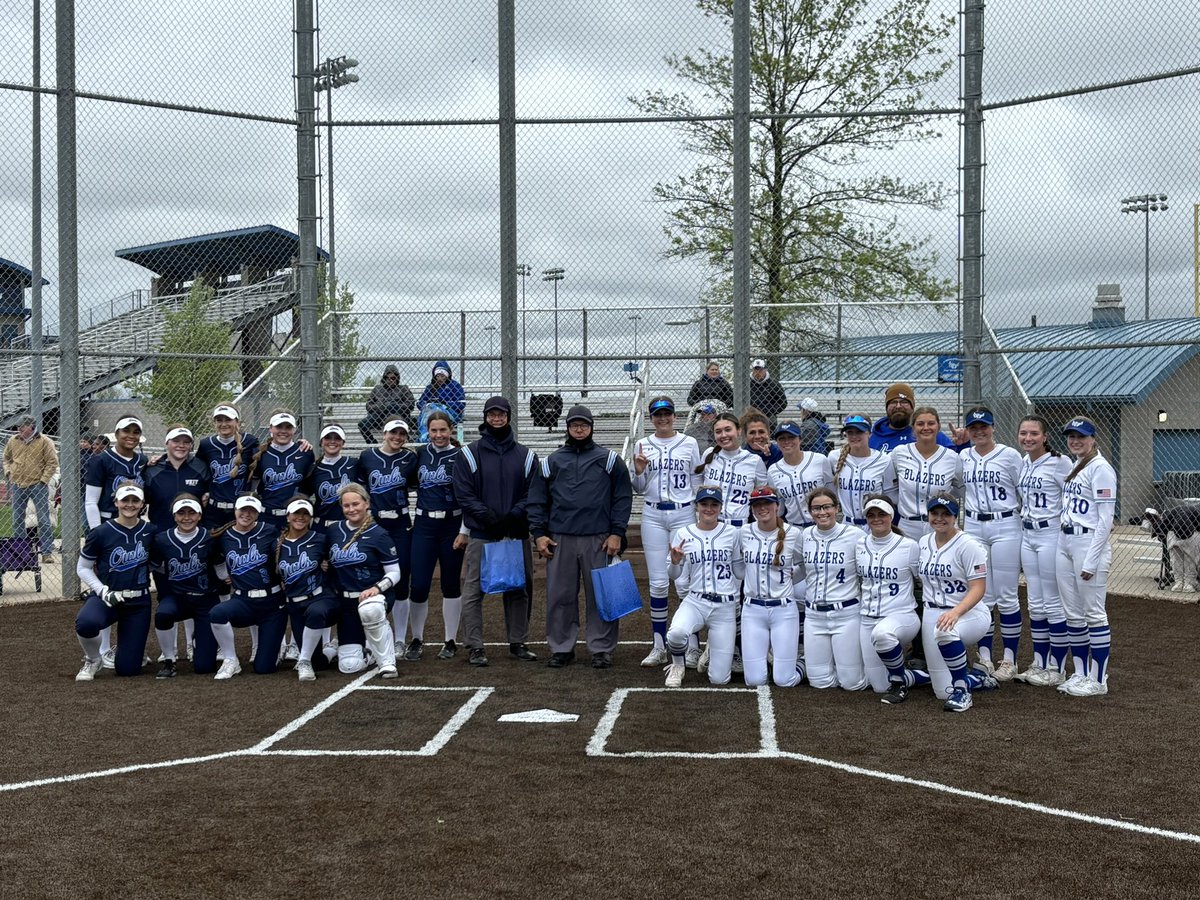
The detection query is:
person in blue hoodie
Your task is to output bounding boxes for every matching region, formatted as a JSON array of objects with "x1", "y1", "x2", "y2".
[
  {"x1": 870, "y1": 382, "x2": 966, "y2": 453},
  {"x1": 416, "y1": 360, "x2": 467, "y2": 430}
]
